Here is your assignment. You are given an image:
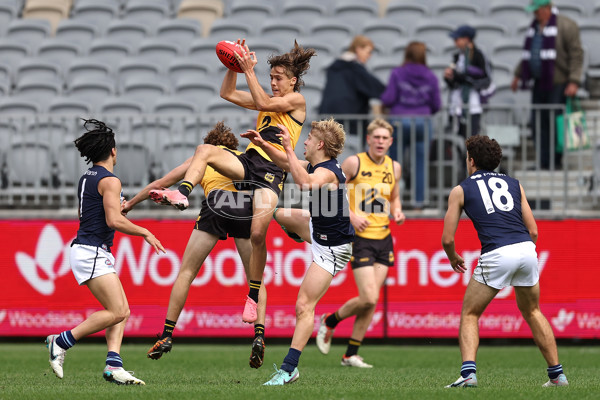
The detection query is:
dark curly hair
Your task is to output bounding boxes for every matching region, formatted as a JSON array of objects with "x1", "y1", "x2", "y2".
[
  {"x1": 73, "y1": 119, "x2": 115, "y2": 164},
  {"x1": 203, "y1": 121, "x2": 238, "y2": 150},
  {"x1": 466, "y1": 135, "x2": 503, "y2": 171},
  {"x1": 268, "y1": 41, "x2": 316, "y2": 92}
]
